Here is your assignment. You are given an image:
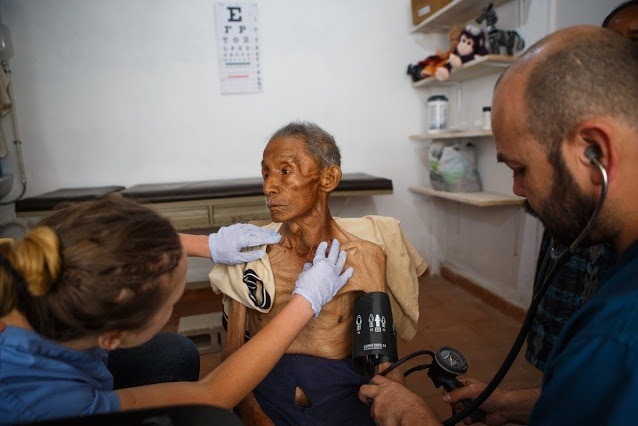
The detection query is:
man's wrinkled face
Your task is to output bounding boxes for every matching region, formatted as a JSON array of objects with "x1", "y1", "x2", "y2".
[{"x1": 261, "y1": 136, "x2": 322, "y2": 223}]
